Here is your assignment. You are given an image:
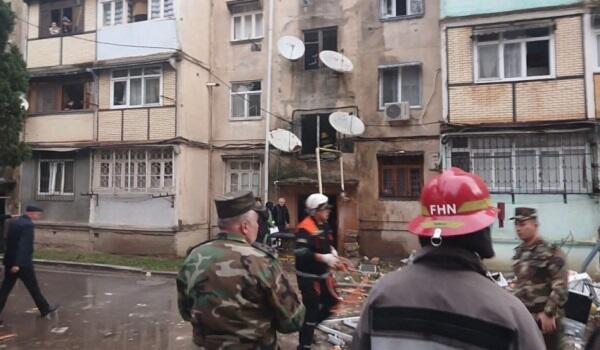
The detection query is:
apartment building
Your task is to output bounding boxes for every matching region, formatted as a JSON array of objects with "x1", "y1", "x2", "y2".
[
  {"x1": 20, "y1": 0, "x2": 211, "y2": 256},
  {"x1": 441, "y1": 0, "x2": 600, "y2": 271}
]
